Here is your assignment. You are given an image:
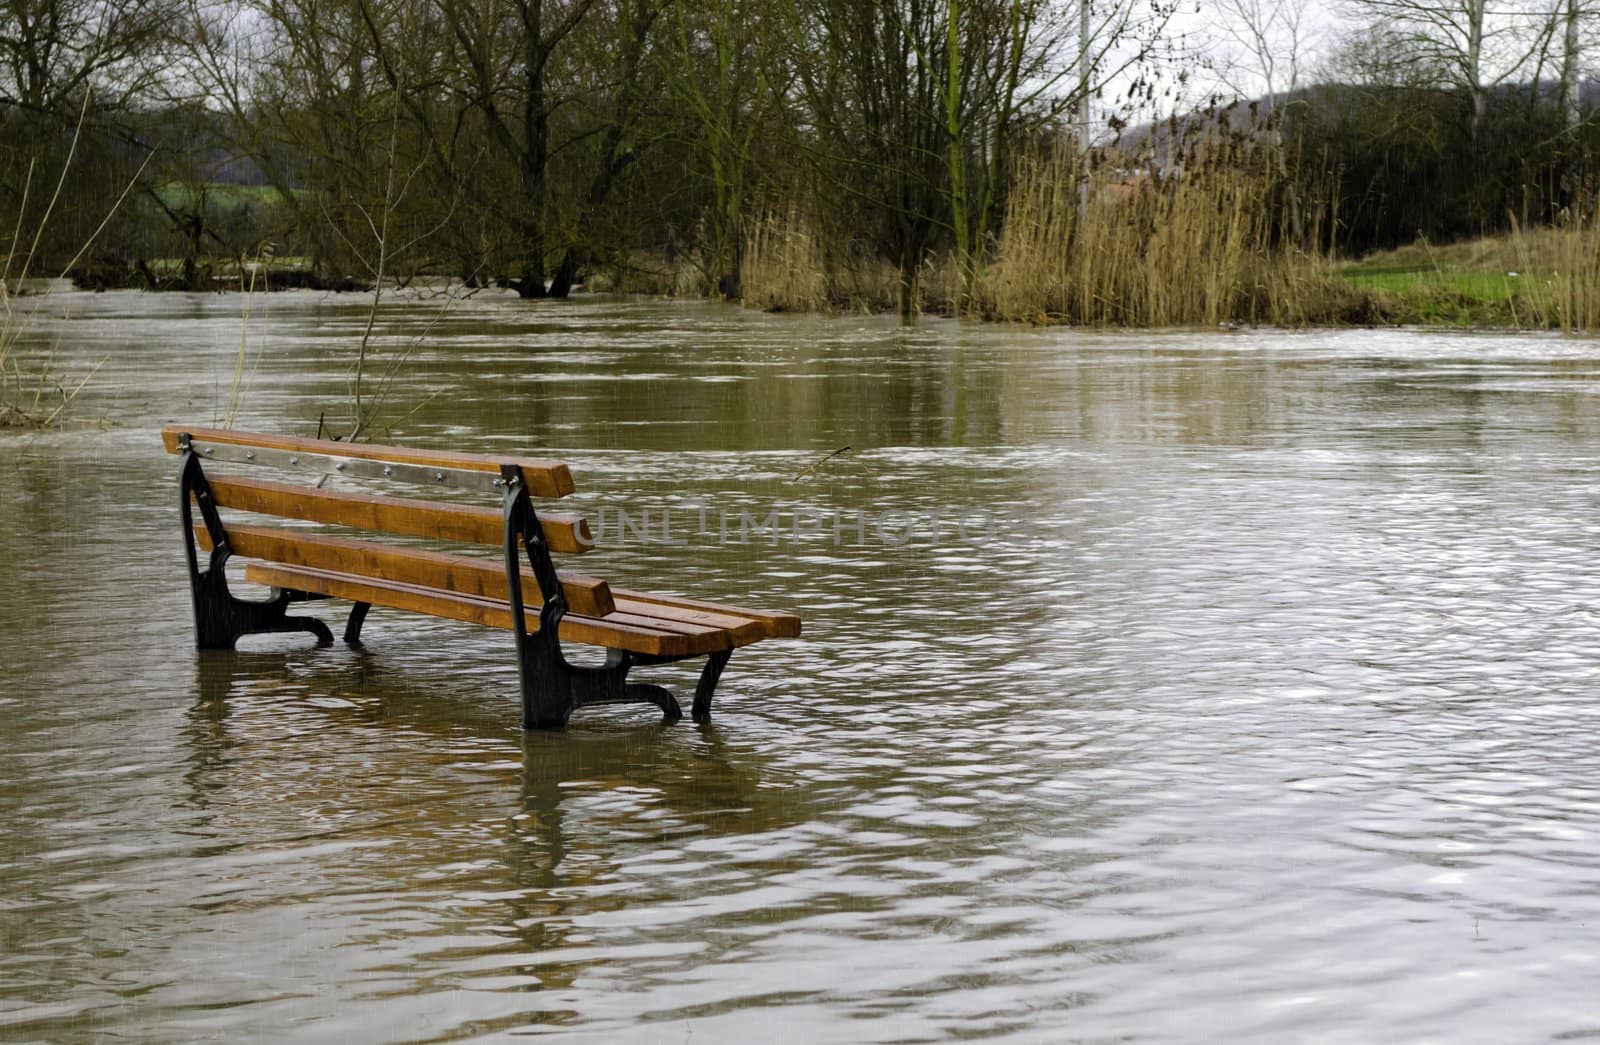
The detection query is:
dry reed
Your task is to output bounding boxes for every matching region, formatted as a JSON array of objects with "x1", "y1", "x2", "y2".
[
  {"x1": 973, "y1": 137, "x2": 1356, "y2": 327},
  {"x1": 739, "y1": 130, "x2": 1368, "y2": 326},
  {"x1": 740, "y1": 201, "x2": 832, "y2": 312},
  {"x1": 1510, "y1": 202, "x2": 1600, "y2": 331}
]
